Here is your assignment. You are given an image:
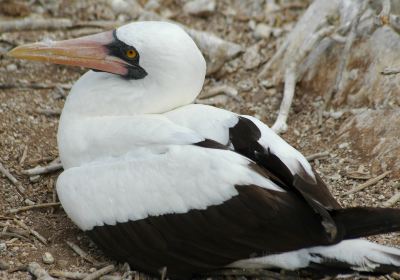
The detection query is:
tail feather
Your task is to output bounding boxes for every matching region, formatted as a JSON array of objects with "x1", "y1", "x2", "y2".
[
  {"x1": 307, "y1": 239, "x2": 400, "y2": 274},
  {"x1": 229, "y1": 240, "x2": 400, "y2": 275},
  {"x1": 332, "y1": 207, "x2": 400, "y2": 239}
]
